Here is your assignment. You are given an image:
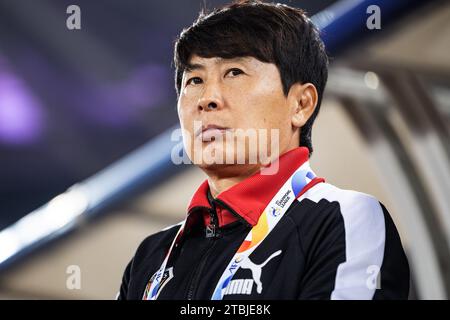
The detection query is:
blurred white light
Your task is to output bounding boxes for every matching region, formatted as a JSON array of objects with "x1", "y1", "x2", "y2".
[
  {"x1": 0, "y1": 188, "x2": 89, "y2": 264},
  {"x1": 0, "y1": 229, "x2": 21, "y2": 264},
  {"x1": 364, "y1": 71, "x2": 379, "y2": 90}
]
